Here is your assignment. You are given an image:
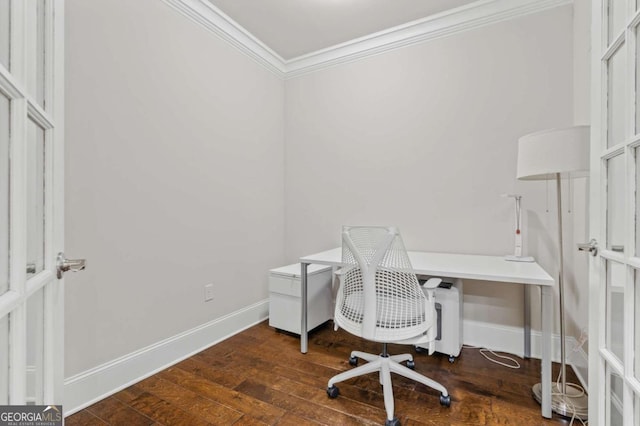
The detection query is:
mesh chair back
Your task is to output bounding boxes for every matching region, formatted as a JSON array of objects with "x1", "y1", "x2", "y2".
[{"x1": 335, "y1": 226, "x2": 431, "y2": 342}]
